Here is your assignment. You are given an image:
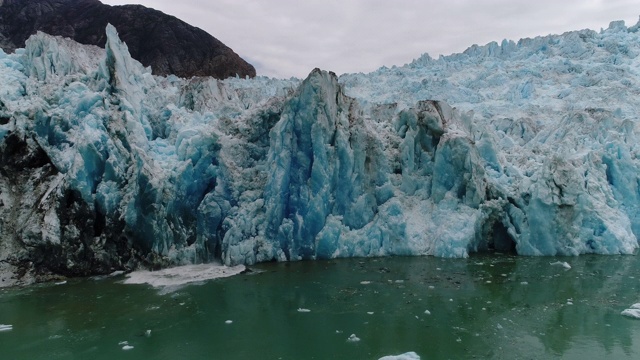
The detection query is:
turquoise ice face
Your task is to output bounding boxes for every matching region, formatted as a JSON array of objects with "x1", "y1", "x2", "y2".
[{"x1": 2, "y1": 21, "x2": 640, "y2": 279}]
